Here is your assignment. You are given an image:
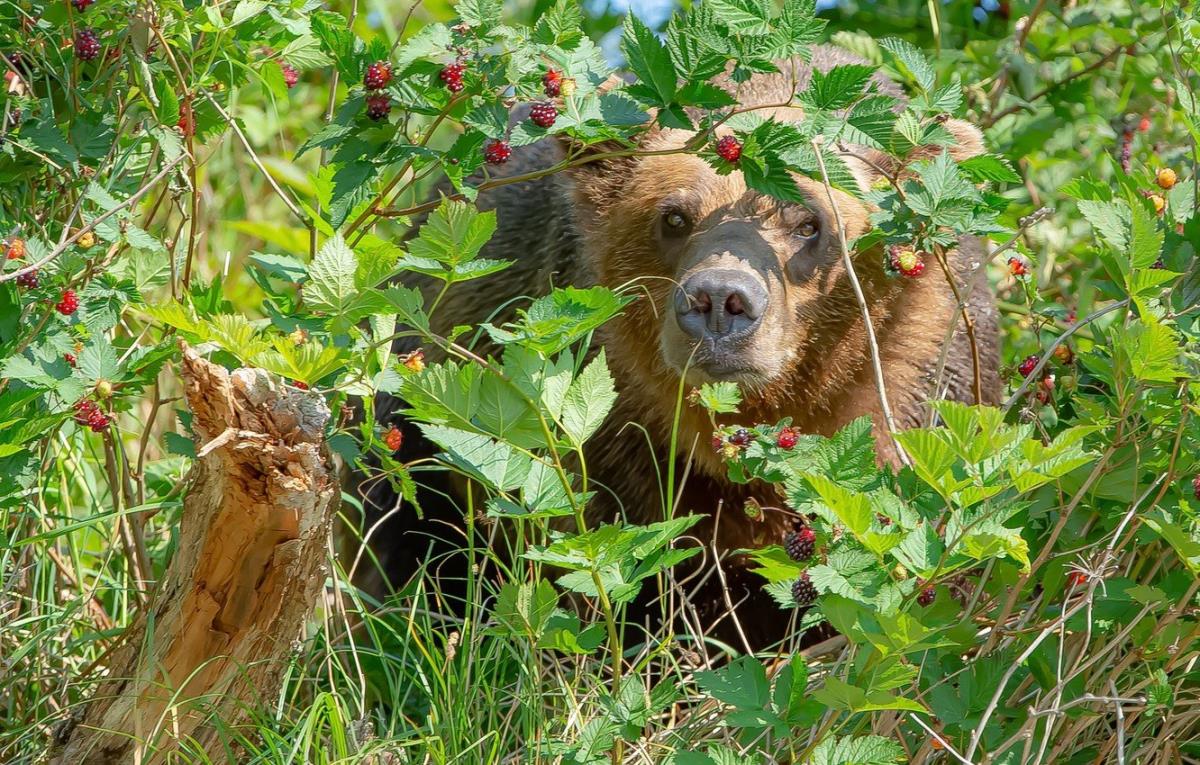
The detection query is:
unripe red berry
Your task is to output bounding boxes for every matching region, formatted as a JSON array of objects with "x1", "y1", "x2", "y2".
[
  {"x1": 1156, "y1": 167, "x2": 1177, "y2": 190},
  {"x1": 74, "y1": 29, "x2": 101, "y2": 61},
  {"x1": 438, "y1": 62, "x2": 465, "y2": 93},
  {"x1": 1066, "y1": 571, "x2": 1087, "y2": 588},
  {"x1": 483, "y1": 139, "x2": 512, "y2": 165},
  {"x1": 887, "y1": 245, "x2": 925, "y2": 278},
  {"x1": 6, "y1": 237, "x2": 24, "y2": 260},
  {"x1": 1053, "y1": 344, "x2": 1074, "y2": 365},
  {"x1": 293, "y1": 380, "x2": 309, "y2": 390},
  {"x1": 56, "y1": 289, "x2": 79, "y2": 315},
  {"x1": 711, "y1": 433, "x2": 724, "y2": 452},
  {"x1": 529, "y1": 101, "x2": 557, "y2": 128},
  {"x1": 776, "y1": 427, "x2": 798, "y2": 449},
  {"x1": 715, "y1": 135, "x2": 742, "y2": 163},
  {"x1": 279, "y1": 61, "x2": 300, "y2": 89},
  {"x1": 364, "y1": 61, "x2": 392, "y2": 91},
  {"x1": 917, "y1": 586, "x2": 936, "y2": 606},
  {"x1": 64, "y1": 352, "x2": 76, "y2": 367},
  {"x1": 385, "y1": 425, "x2": 403, "y2": 452},
  {"x1": 792, "y1": 572, "x2": 818, "y2": 606},
  {"x1": 1008, "y1": 256, "x2": 1028, "y2": 277},
  {"x1": 177, "y1": 103, "x2": 195, "y2": 137},
  {"x1": 16, "y1": 270, "x2": 38, "y2": 289},
  {"x1": 542, "y1": 68, "x2": 562, "y2": 97},
  {"x1": 366, "y1": 93, "x2": 391, "y2": 121},
  {"x1": 1138, "y1": 115, "x2": 1151, "y2": 132},
  {"x1": 1018, "y1": 354, "x2": 1039, "y2": 378}
]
